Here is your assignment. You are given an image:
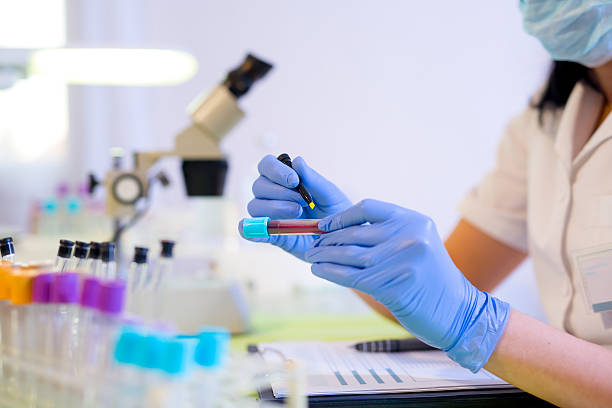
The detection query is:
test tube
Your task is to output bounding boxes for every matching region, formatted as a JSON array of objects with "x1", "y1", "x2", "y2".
[
  {"x1": 87, "y1": 242, "x2": 102, "y2": 276},
  {"x1": 0, "y1": 263, "x2": 12, "y2": 345},
  {"x1": 151, "y1": 241, "x2": 174, "y2": 320},
  {"x1": 99, "y1": 242, "x2": 116, "y2": 280},
  {"x1": 77, "y1": 277, "x2": 102, "y2": 371},
  {"x1": 9, "y1": 272, "x2": 36, "y2": 406},
  {"x1": 50, "y1": 273, "x2": 81, "y2": 367},
  {"x1": 128, "y1": 247, "x2": 149, "y2": 293},
  {"x1": 93, "y1": 280, "x2": 127, "y2": 372},
  {"x1": 31, "y1": 273, "x2": 55, "y2": 406},
  {"x1": 0, "y1": 237, "x2": 15, "y2": 263},
  {"x1": 72, "y1": 241, "x2": 90, "y2": 273},
  {"x1": 189, "y1": 328, "x2": 230, "y2": 407},
  {"x1": 153, "y1": 241, "x2": 174, "y2": 291},
  {"x1": 0, "y1": 263, "x2": 12, "y2": 399},
  {"x1": 55, "y1": 239, "x2": 75, "y2": 272},
  {"x1": 242, "y1": 217, "x2": 323, "y2": 238},
  {"x1": 31, "y1": 273, "x2": 55, "y2": 360}
]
